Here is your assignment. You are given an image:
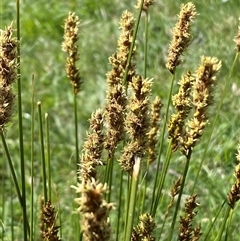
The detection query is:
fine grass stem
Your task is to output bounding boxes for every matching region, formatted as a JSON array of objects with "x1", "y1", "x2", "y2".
[
  {"x1": 16, "y1": 0, "x2": 28, "y2": 239},
  {"x1": 45, "y1": 113, "x2": 51, "y2": 200},
  {"x1": 30, "y1": 75, "x2": 35, "y2": 241},
  {"x1": 124, "y1": 157, "x2": 140, "y2": 241},
  {"x1": 123, "y1": 0, "x2": 144, "y2": 87},
  {"x1": 151, "y1": 73, "x2": 175, "y2": 216},
  {"x1": 37, "y1": 102, "x2": 47, "y2": 202}
]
